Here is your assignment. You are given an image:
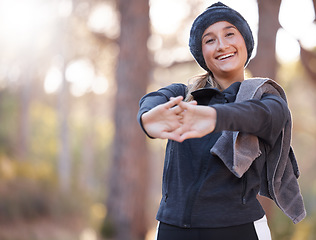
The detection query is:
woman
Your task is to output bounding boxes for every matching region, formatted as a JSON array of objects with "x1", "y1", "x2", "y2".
[{"x1": 137, "y1": 2, "x2": 306, "y2": 240}]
